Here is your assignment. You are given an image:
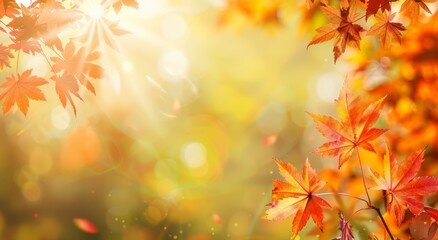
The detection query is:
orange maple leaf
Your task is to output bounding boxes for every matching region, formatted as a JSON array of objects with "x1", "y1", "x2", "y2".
[
  {"x1": 263, "y1": 158, "x2": 331, "y2": 239},
  {"x1": 367, "y1": 12, "x2": 406, "y2": 49},
  {"x1": 308, "y1": 81, "x2": 387, "y2": 168},
  {"x1": 369, "y1": 147, "x2": 438, "y2": 225},
  {"x1": 308, "y1": 5, "x2": 364, "y2": 62},
  {"x1": 51, "y1": 41, "x2": 103, "y2": 94},
  {"x1": 110, "y1": 0, "x2": 138, "y2": 14},
  {"x1": 52, "y1": 74, "x2": 83, "y2": 115},
  {"x1": 0, "y1": 70, "x2": 48, "y2": 115},
  {"x1": 400, "y1": 0, "x2": 436, "y2": 21},
  {"x1": 0, "y1": 44, "x2": 13, "y2": 69},
  {"x1": 0, "y1": 0, "x2": 20, "y2": 19}
]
